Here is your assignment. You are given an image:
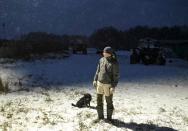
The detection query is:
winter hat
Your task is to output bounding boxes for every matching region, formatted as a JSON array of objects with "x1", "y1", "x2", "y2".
[{"x1": 103, "y1": 46, "x2": 113, "y2": 54}]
